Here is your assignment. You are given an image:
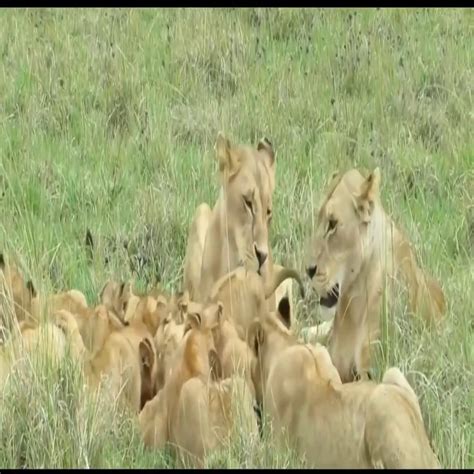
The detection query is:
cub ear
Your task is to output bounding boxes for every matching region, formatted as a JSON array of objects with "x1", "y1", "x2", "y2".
[
  {"x1": 215, "y1": 132, "x2": 241, "y2": 178},
  {"x1": 185, "y1": 311, "x2": 202, "y2": 332},
  {"x1": 277, "y1": 297, "x2": 291, "y2": 329},
  {"x1": 257, "y1": 137, "x2": 275, "y2": 167},
  {"x1": 139, "y1": 338, "x2": 155, "y2": 371},
  {"x1": 209, "y1": 301, "x2": 224, "y2": 327},
  {"x1": 355, "y1": 167, "x2": 381, "y2": 224},
  {"x1": 145, "y1": 306, "x2": 162, "y2": 337},
  {"x1": 120, "y1": 281, "x2": 133, "y2": 299},
  {"x1": 99, "y1": 280, "x2": 118, "y2": 307},
  {"x1": 247, "y1": 320, "x2": 265, "y2": 357},
  {"x1": 0, "y1": 253, "x2": 5, "y2": 270},
  {"x1": 178, "y1": 290, "x2": 190, "y2": 314}
]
